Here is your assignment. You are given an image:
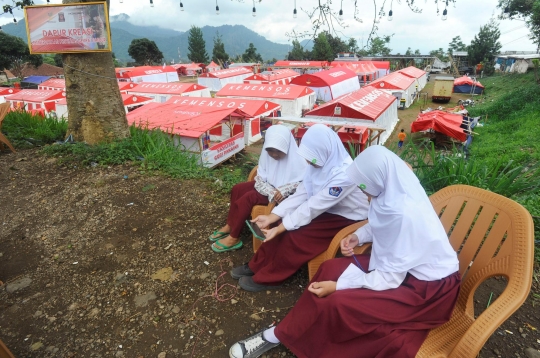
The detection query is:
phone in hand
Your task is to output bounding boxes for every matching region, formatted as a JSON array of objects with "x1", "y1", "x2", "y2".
[{"x1": 246, "y1": 220, "x2": 266, "y2": 241}]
